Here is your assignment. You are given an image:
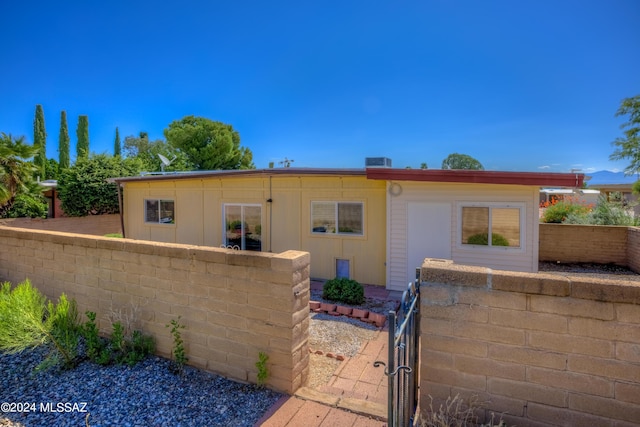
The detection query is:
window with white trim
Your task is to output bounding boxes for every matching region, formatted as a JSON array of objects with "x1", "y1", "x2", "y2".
[
  {"x1": 311, "y1": 202, "x2": 363, "y2": 235},
  {"x1": 460, "y1": 205, "x2": 522, "y2": 248},
  {"x1": 223, "y1": 204, "x2": 262, "y2": 251},
  {"x1": 145, "y1": 199, "x2": 175, "y2": 224}
]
